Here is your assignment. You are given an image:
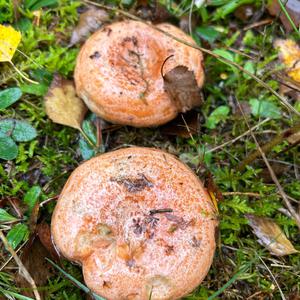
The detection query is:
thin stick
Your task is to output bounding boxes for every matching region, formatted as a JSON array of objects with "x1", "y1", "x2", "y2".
[
  {"x1": 188, "y1": 0, "x2": 195, "y2": 36},
  {"x1": 257, "y1": 255, "x2": 286, "y2": 300},
  {"x1": 0, "y1": 231, "x2": 41, "y2": 300},
  {"x1": 181, "y1": 114, "x2": 195, "y2": 141},
  {"x1": 237, "y1": 122, "x2": 300, "y2": 171},
  {"x1": 208, "y1": 118, "x2": 270, "y2": 153},
  {"x1": 39, "y1": 195, "x2": 59, "y2": 207},
  {"x1": 82, "y1": 0, "x2": 300, "y2": 116},
  {"x1": 243, "y1": 18, "x2": 273, "y2": 31},
  {"x1": 222, "y1": 192, "x2": 261, "y2": 197},
  {"x1": 8, "y1": 61, "x2": 38, "y2": 84},
  {"x1": 236, "y1": 102, "x2": 300, "y2": 230},
  {"x1": 0, "y1": 240, "x2": 27, "y2": 272}
]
